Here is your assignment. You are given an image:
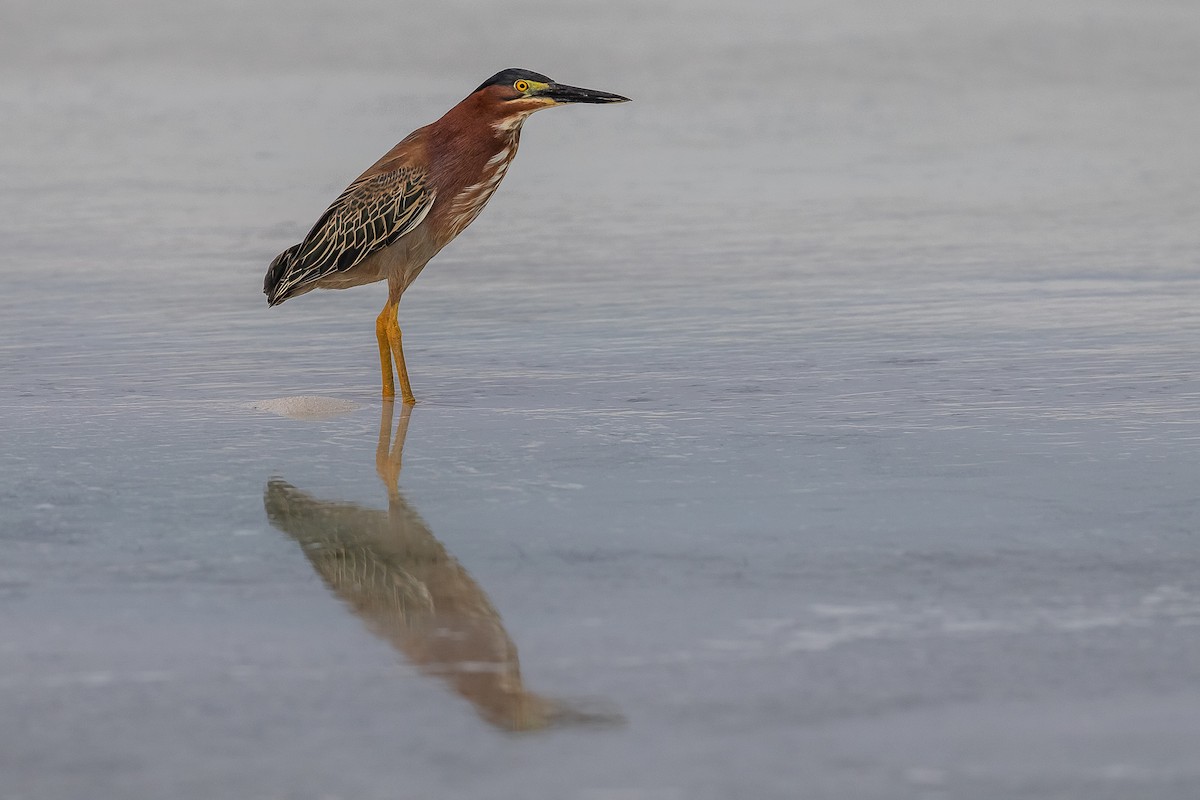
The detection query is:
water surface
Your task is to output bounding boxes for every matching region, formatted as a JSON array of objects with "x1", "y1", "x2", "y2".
[{"x1": 3, "y1": 1, "x2": 1199, "y2": 798}]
